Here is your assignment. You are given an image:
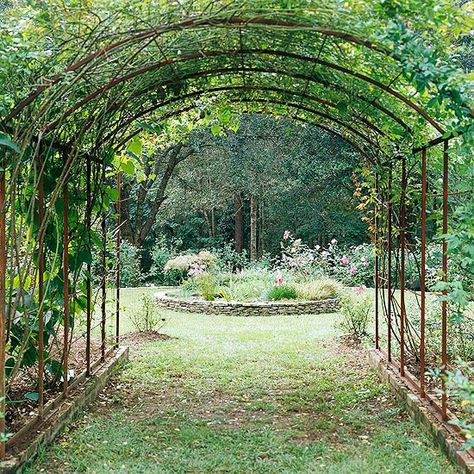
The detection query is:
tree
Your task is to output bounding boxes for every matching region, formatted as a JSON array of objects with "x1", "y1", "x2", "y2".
[{"x1": 120, "y1": 142, "x2": 195, "y2": 247}]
